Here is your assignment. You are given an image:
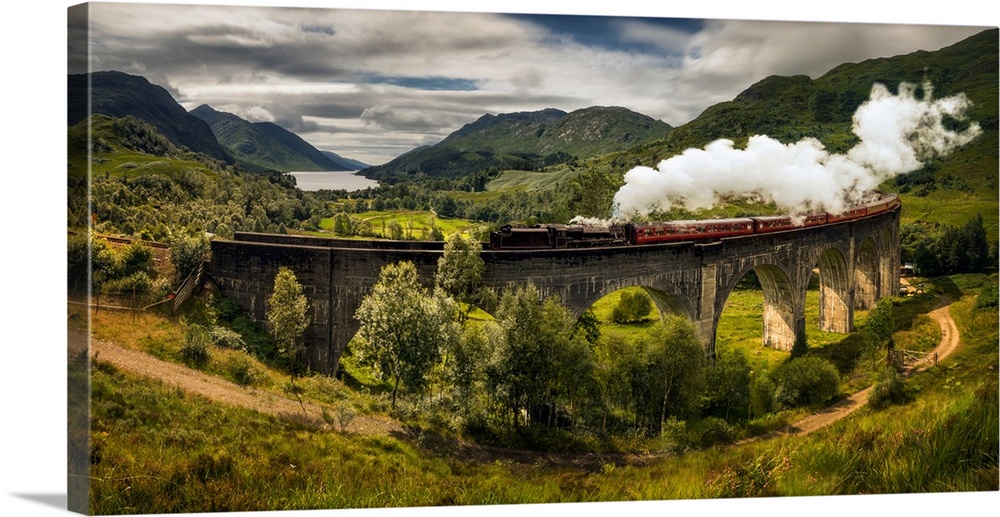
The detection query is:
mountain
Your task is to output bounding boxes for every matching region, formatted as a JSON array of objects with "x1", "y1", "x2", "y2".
[
  {"x1": 320, "y1": 151, "x2": 368, "y2": 171},
  {"x1": 67, "y1": 71, "x2": 234, "y2": 164},
  {"x1": 604, "y1": 28, "x2": 997, "y2": 234},
  {"x1": 618, "y1": 28, "x2": 998, "y2": 168},
  {"x1": 190, "y1": 104, "x2": 351, "y2": 173},
  {"x1": 360, "y1": 106, "x2": 672, "y2": 182}
]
